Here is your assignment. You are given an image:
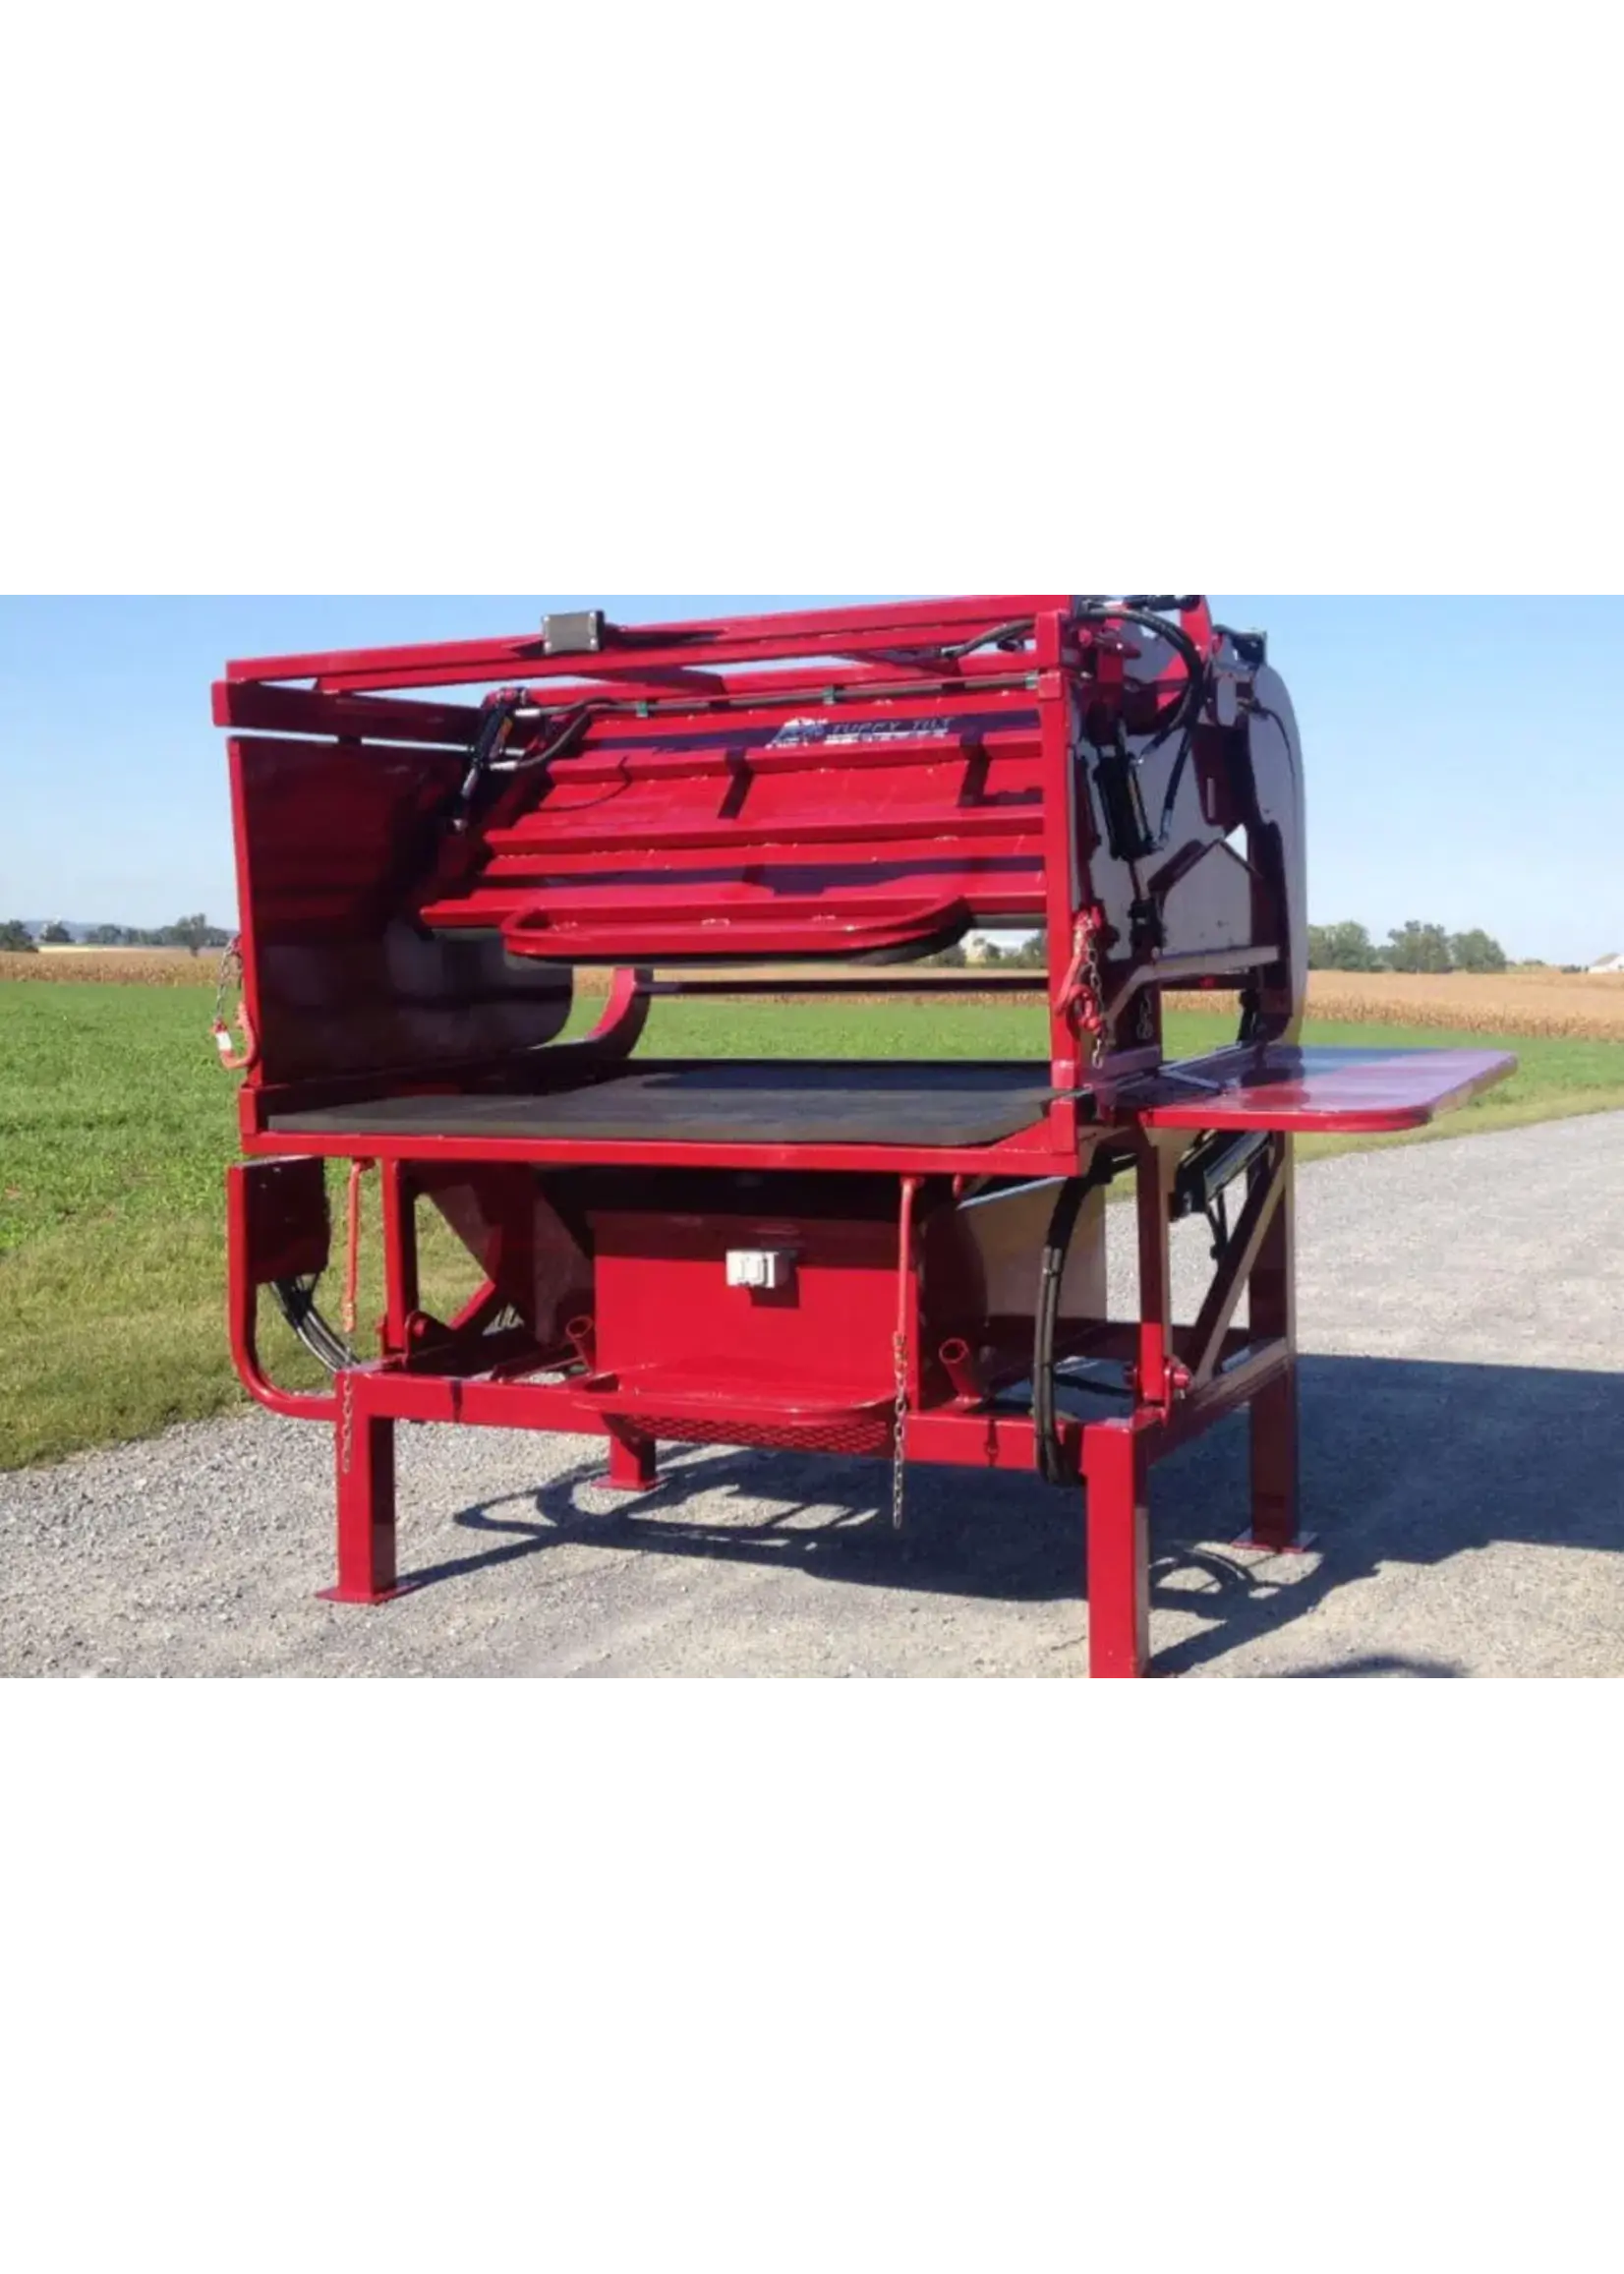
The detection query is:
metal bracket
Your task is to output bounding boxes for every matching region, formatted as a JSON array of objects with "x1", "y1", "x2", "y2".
[
  {"x1": 1222, "y1": 627, "x2": 1269, "y2": 670},
  {"x1": 1187, "y1": 1139, "x2": 1286, "y2": 1390},
  {"x1": 543, "y1": 611, "x2": 607, "y2": 658}
]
